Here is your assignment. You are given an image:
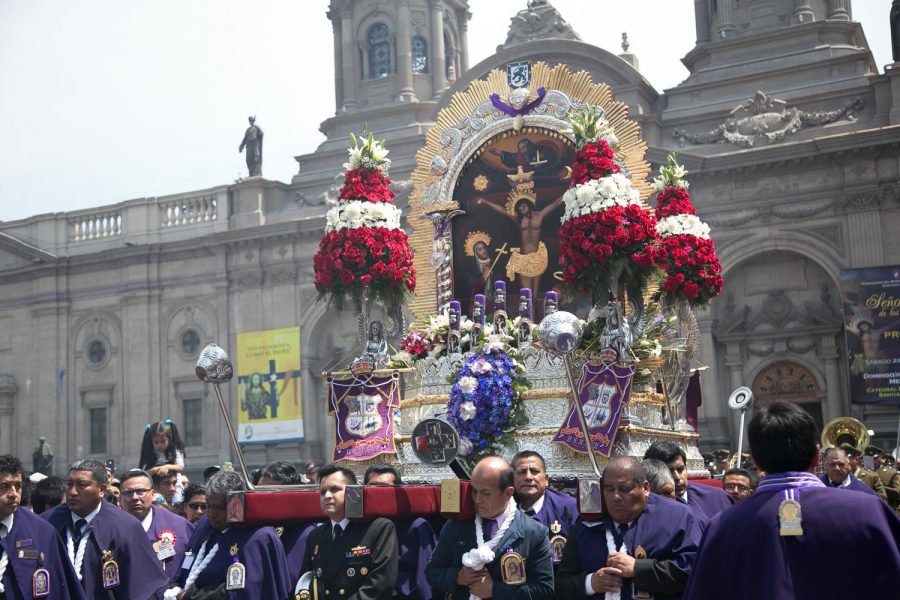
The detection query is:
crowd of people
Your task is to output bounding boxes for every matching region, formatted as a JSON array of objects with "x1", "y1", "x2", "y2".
[{"x1": 0, "y1": 405, "x2": 897, "y2": 598}]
